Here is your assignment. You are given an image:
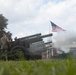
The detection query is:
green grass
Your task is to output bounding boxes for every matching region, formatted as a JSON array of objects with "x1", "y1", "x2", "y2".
[{"x1": 0, "y1": 59, "x2": 76, "y2": 75}]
